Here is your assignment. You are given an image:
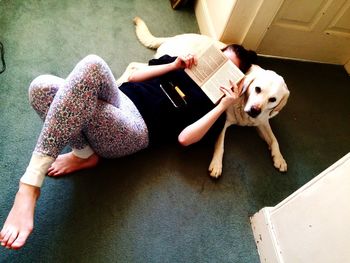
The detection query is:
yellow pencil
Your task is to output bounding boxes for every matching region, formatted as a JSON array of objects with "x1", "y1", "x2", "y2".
[{"x1": 175, "y1": 86, "x2": 187, "y2": 104}]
